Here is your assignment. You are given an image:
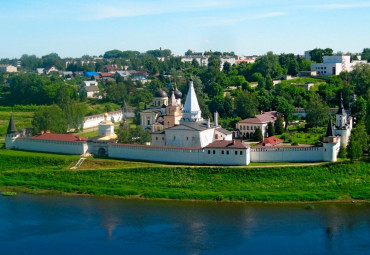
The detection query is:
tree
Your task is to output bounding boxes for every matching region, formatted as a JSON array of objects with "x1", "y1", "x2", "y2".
[
  {"x1": 252, "y1": 127, "x2": 263, "y2": 141},
  {"x1": 234, "y1": 90, "x2": 258, "y2": 119},
  {"x1": 265, "y1": 74, "x2": 273, "y2": 90},
  {"x1": 252, "y1": 51, "x2": 282, "y2": 78},
  {"x1": 275, "y1": 115, "x2": 284, "y2": 135},
  {"x1": 192, "y1": 58, "x2": 200, "y2": 68},
  {"x1": 361, "y1": 48, "x2": 370, "y2": 62},
  {"x1": 267, "y1": 122, "x2": 275, "y2": 137},
  {"x1": 351, "y1": 97, "x2": 367, "y2": 123},
  {"x1": 347, "y1": 138, "x2": 362, "y2": 161},
  {"x1": 117, "y1": 125, "x2": 150, "y2": 144},
  {"x1": 309, "y1": 48, "x2": 333, "y2": 63},
  {"x1": 223, "y1": 62, "x2": 231, "y2": 73},
  {"x1": 32, "y1": 105, "x2": 67, "y2": 134},
  {"x1": 351, "y1": 64, "x2": 370, "y2": 98},
  {"x1": 338, "y1": 143, "x2": 347, "y2": 159},
  {"x1": 277, "y1": 97, "x2": 295, "y2": 130},
  {"x1": 305, "y1": 94, "x2": 329, "y2": 127}
]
